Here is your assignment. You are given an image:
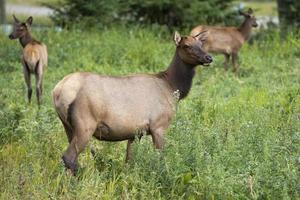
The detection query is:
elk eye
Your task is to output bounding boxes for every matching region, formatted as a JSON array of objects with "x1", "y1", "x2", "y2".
[{"x1": 183, "y1": 45, "x2": 189, "y2": 49}]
